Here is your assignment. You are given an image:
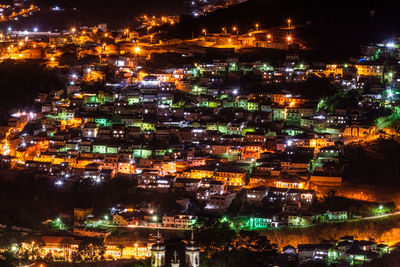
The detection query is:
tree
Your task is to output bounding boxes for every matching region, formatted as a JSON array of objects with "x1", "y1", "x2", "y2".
[
  {"x1": 59, "y1": 52, "x2": 79, "y2": 66},
  {"x1": 117, "y1": 243, "x2": 125, "y2": 259},
  {"x1": 59, "y1": 238, "x2": 72, "y2": 262},
  {"x1": 77, "y1": 238, "x2": 106, "y2": 262}
]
